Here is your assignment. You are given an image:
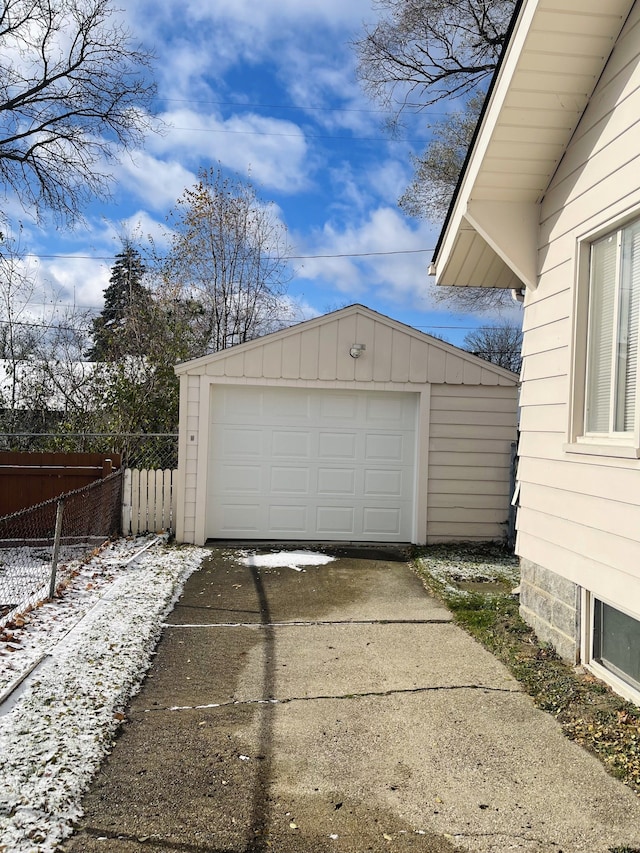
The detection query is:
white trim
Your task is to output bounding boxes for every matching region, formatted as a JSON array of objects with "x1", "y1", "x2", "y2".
[
  {"x1": 570, "y1": 206, "x2": 640, "y2": 454},
  {"x1": 563, "y1": 440, "x2": 640, "y2": 459},
  {"x1": 414, "y1": 385, "x2": 431, "y2": 545},
  {"x1": 194, "y1": 374, "x2": 211, "y2": 546},
  {"x1": 435, "y1": 0, "x2": 540, "y2": 281}
]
